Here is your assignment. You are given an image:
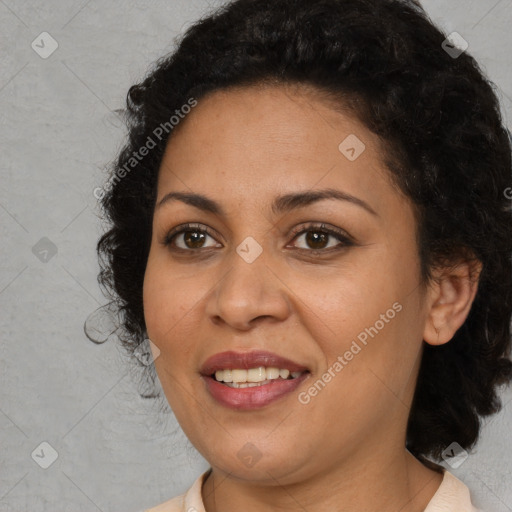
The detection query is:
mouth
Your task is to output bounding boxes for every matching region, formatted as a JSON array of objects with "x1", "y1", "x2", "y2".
[{"x1": 199, "y1": 350, "x2": 311, "y2": 409}]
